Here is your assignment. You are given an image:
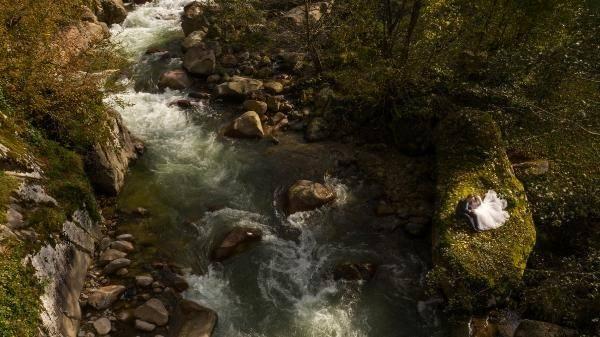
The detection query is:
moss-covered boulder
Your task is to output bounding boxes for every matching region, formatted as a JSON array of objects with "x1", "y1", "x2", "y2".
[{"x1": 432, "y1": 109, "x2": 536, "y2": 309}]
